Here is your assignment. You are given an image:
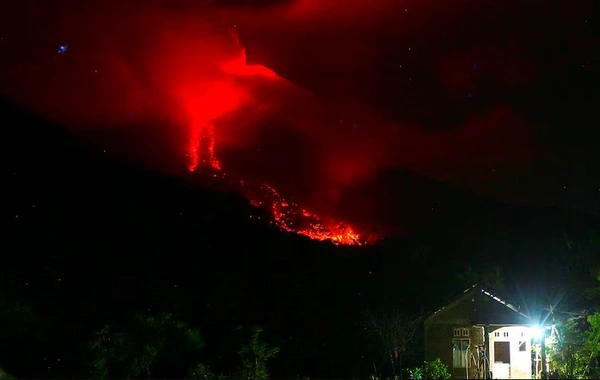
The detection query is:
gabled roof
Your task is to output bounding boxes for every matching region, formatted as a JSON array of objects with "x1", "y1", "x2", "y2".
[{"x1": 425, "y1": 284, "x2": 531, "y2": 326}]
